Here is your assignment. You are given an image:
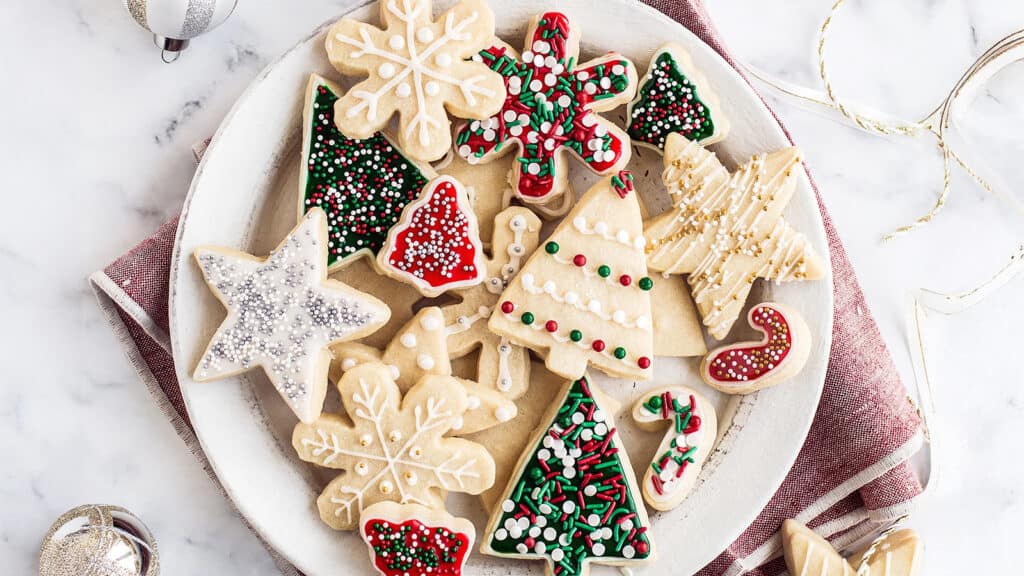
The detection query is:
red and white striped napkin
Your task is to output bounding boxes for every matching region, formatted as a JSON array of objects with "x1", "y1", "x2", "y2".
[{"x1": 90, "y1": 1, "x2": 924, "y2": 574}]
